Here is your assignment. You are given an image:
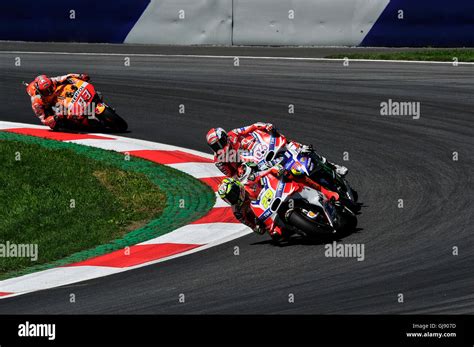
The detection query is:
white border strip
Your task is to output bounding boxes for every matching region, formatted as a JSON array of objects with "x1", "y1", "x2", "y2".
[{"x1": 0, "y1": 50, "x2": 473, "y2": 65}]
